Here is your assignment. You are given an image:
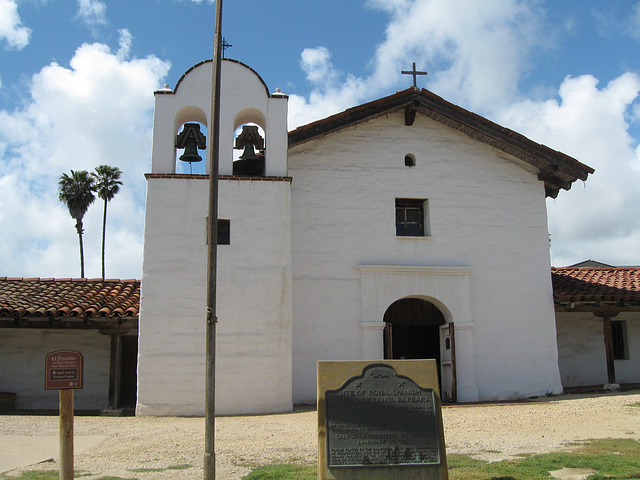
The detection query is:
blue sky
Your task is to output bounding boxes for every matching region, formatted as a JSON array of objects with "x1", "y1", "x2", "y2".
[{"x1": 1, "y1": 0, "x2": 640, "y2": 279}]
